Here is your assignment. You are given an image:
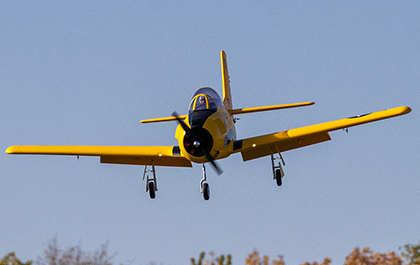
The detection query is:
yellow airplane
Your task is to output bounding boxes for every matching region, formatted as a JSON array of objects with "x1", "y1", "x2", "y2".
[{"x1": 6, "y1": 51, "x2": 411, "y2": 201}]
